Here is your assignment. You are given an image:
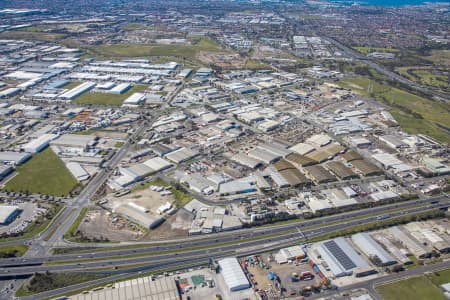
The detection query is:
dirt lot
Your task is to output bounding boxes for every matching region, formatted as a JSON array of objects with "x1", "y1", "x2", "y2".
[
  {"x1": 197, "y1": 51, "x2": 245, "y2": 69},
  {"x1": 141, "y1": 208, "x2": 192, "y2": 240},
  {"x1": 78, "y1": 208, "x2": 144, "y2": 241}
]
